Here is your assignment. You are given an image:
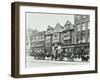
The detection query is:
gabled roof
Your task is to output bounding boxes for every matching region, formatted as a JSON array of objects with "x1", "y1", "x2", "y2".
[
  {"x1": 56, "y1": 23, "x2": 63, "y2": 28},
  {"x1": 63, "y1": 20, "x2": 74, "y2": 31},
  {"x1": 47, "y1": 25, "x2": 54, "y2": 30},
  {"x1": 38, "y1": 31, "x2": 45, "y2": 35},
  {"x1": 54, "y1": 23, "x2": 63, "y2": 32},
  {"x1": 32, "y1": 29, "x2": 38, "y2": 36},
  {"x1": 45, "y1": 25, "x2": 54, "y2": 35},
  {"x1": 32, "y1": 29, "x2": 45, "y2": 36},
  {"x1": 64, "y1": 20, "x2": 71, "y2": 26}
]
